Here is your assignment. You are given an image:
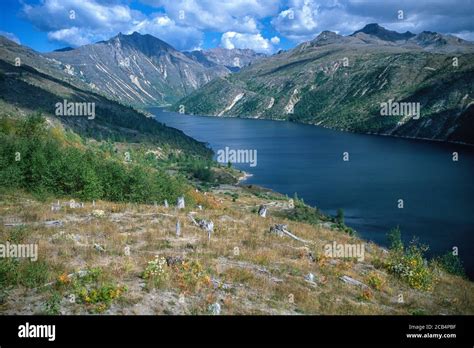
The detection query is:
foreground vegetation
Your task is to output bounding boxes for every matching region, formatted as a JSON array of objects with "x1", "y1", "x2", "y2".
[
  {"x1": 0, "y1": 115, "x2": 239, "y2": 204},
  {"x1": 0, "y1": 185, "x2": 472, "y2": 315}
]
